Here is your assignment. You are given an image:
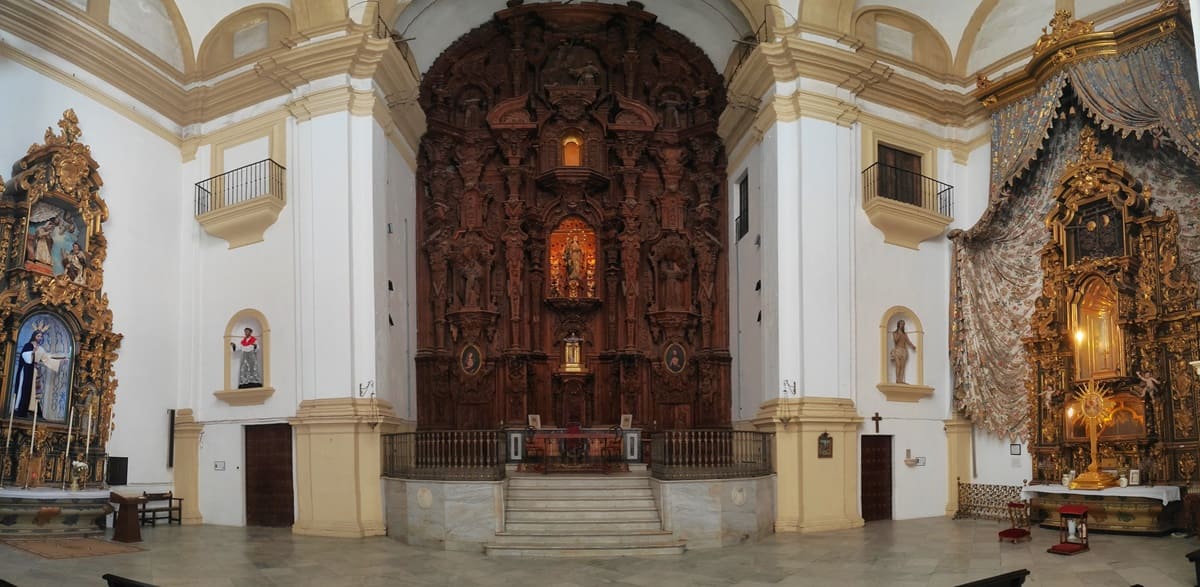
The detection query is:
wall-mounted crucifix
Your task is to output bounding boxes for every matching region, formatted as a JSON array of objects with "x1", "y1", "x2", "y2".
[{"x1": 871, "y1": 412, "x2": 883, "y2": 433}]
